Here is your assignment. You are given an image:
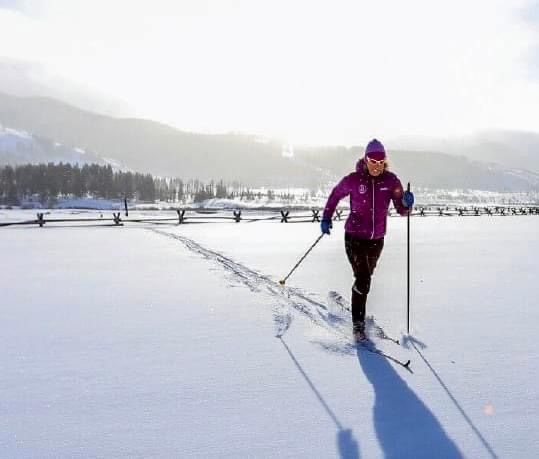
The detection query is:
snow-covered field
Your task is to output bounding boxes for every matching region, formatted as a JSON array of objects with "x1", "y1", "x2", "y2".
[{"x1": 1, "y1": 211, "x2": 538, "y2": 458}]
